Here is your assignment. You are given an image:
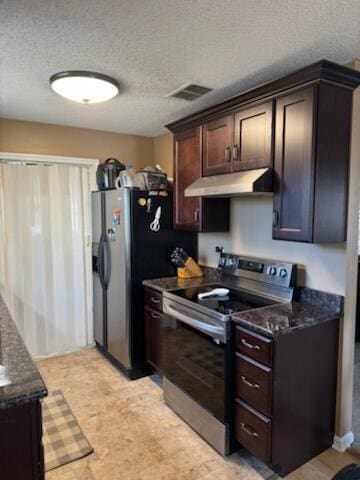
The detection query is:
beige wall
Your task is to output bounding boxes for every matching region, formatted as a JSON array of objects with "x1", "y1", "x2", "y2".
[
  {"x1": 153, "y1": 132, "x2": 173, "y2": 176},
  {"x1": 335, "y1": 59, "x2": 360, "y2": 442},
  {"x1": 198, "y1": 198, "x2": 346, "y2": 294},
  {"x1": 0, "y1": 118, "x2": 154, "y2": 169}
]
